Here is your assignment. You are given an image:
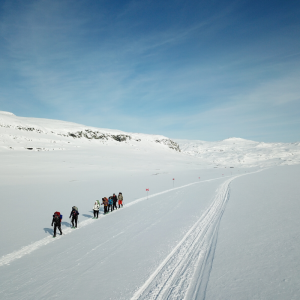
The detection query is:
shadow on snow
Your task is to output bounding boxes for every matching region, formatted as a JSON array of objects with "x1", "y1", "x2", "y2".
[
  {"x1": 82, "y1": 214, "x2": 93, "y2": 218},
  {"x1": 43, "y1": 228, "x2": 53, "y2": 235}
]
